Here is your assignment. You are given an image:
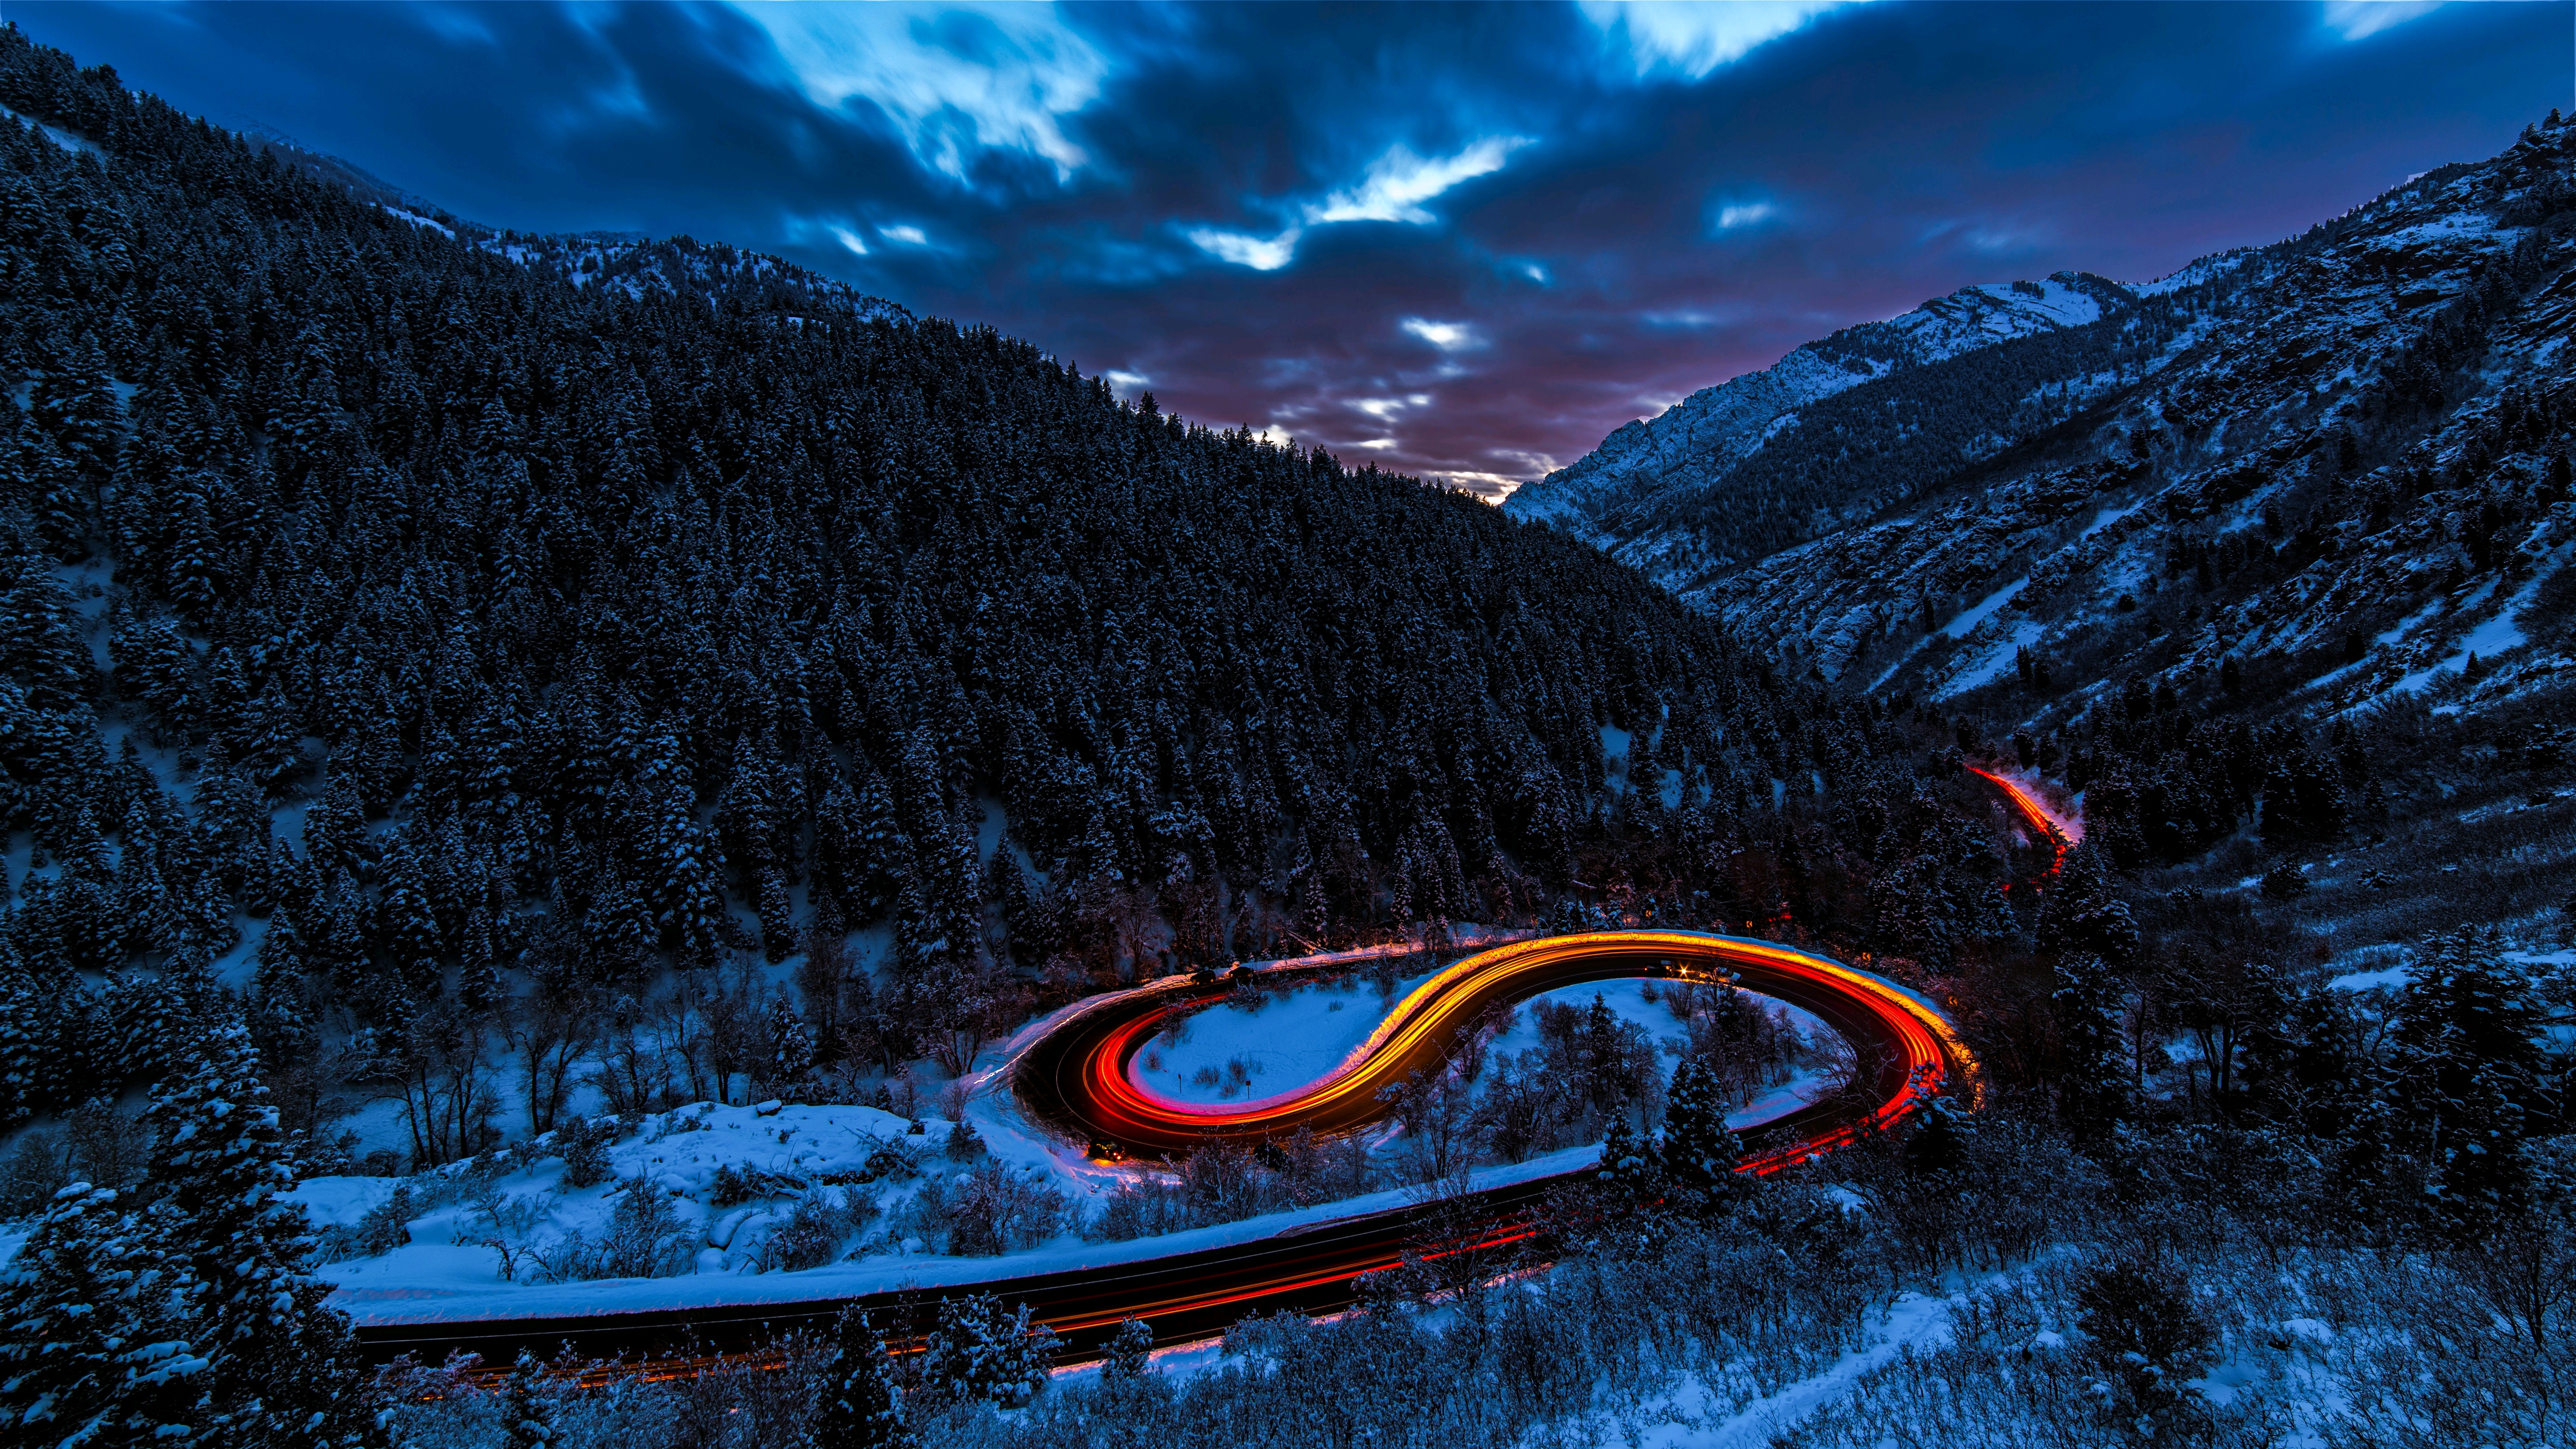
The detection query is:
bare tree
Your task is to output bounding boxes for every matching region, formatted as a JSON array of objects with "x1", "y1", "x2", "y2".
[
  {"x1": 700, "y1": 952, "x2": 765, "y2": 1105},
  {"x1": 652, "y1": 984, "x2": 712, "y2": 1104},
  {"x1": 1385, "y1": 1064, "x2": 1487, "y2": 1190},
  {"x1": 590, "y1": 992, "x2": 667, "y2": 1115},
  {"x1": 365, "y1": 1000, "x2": 499, "y2": 1168},
  {"x1": 507, "y1": 974, "x2": 598, "y2": 1135}
]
